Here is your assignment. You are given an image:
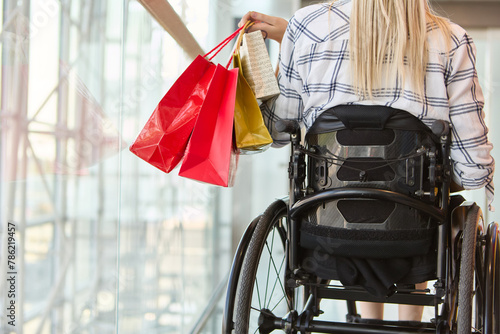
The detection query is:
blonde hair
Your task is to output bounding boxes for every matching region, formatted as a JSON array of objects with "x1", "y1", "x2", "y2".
[{"x1": 342, "y1": 0, "x2": 451, "y2": 98}]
